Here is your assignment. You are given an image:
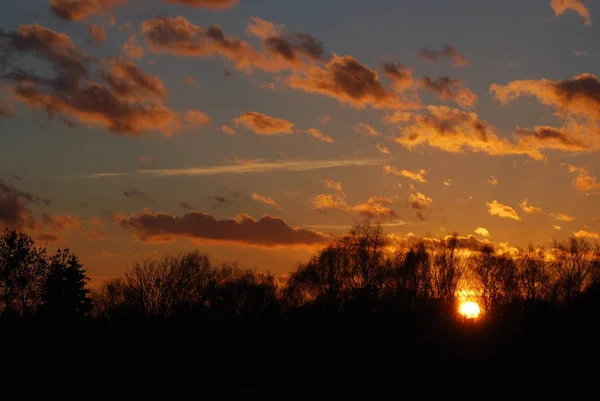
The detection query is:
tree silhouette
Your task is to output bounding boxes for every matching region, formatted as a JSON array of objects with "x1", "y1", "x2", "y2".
[
  {"x1": 41, "y1": 248, "x2": 92, "y2": 319},
  {"x1": 0, "y1": 229, "x2": 48, "y2": 316}
]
